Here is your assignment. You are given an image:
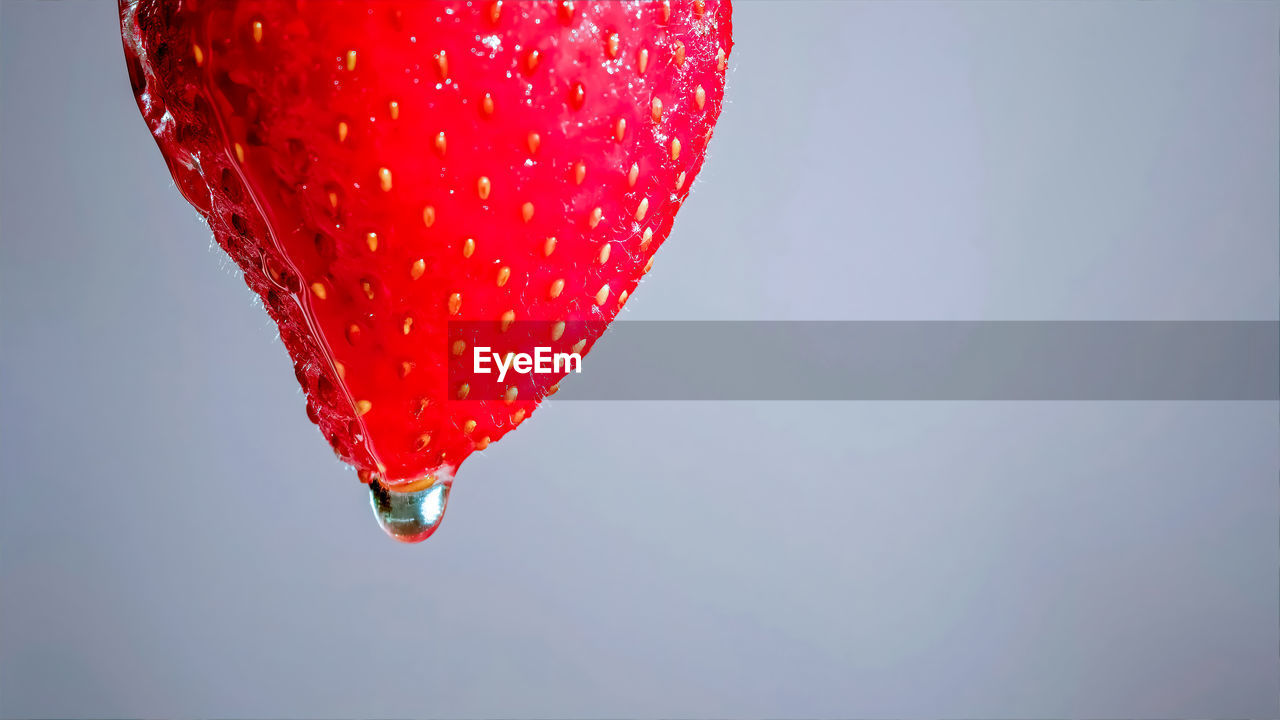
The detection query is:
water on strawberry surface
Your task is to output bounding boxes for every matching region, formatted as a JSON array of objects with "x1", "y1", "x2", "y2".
[{"x1": 368, "y1": 478, "x2": 450, "y2": 543}]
